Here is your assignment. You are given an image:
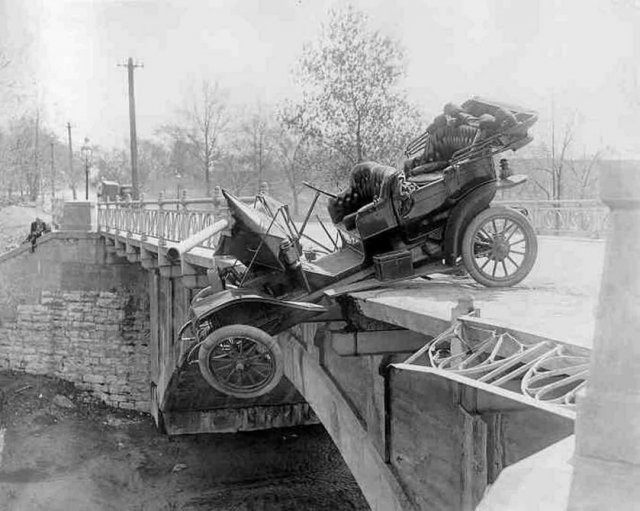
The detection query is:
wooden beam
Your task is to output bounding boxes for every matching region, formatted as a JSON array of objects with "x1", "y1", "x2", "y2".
[
  {"x1": 163, "y1": 403, "x2": 318, "y2": 435},
  {"x1": 125, "y1": 241, "x2": 140, "y2": 263},
  {"x1": 330, "y1": 329, "x2": 431, "y2": 356},
  {"x1": 140, "y1": 247, "x2": 158, "y2": 269}
]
